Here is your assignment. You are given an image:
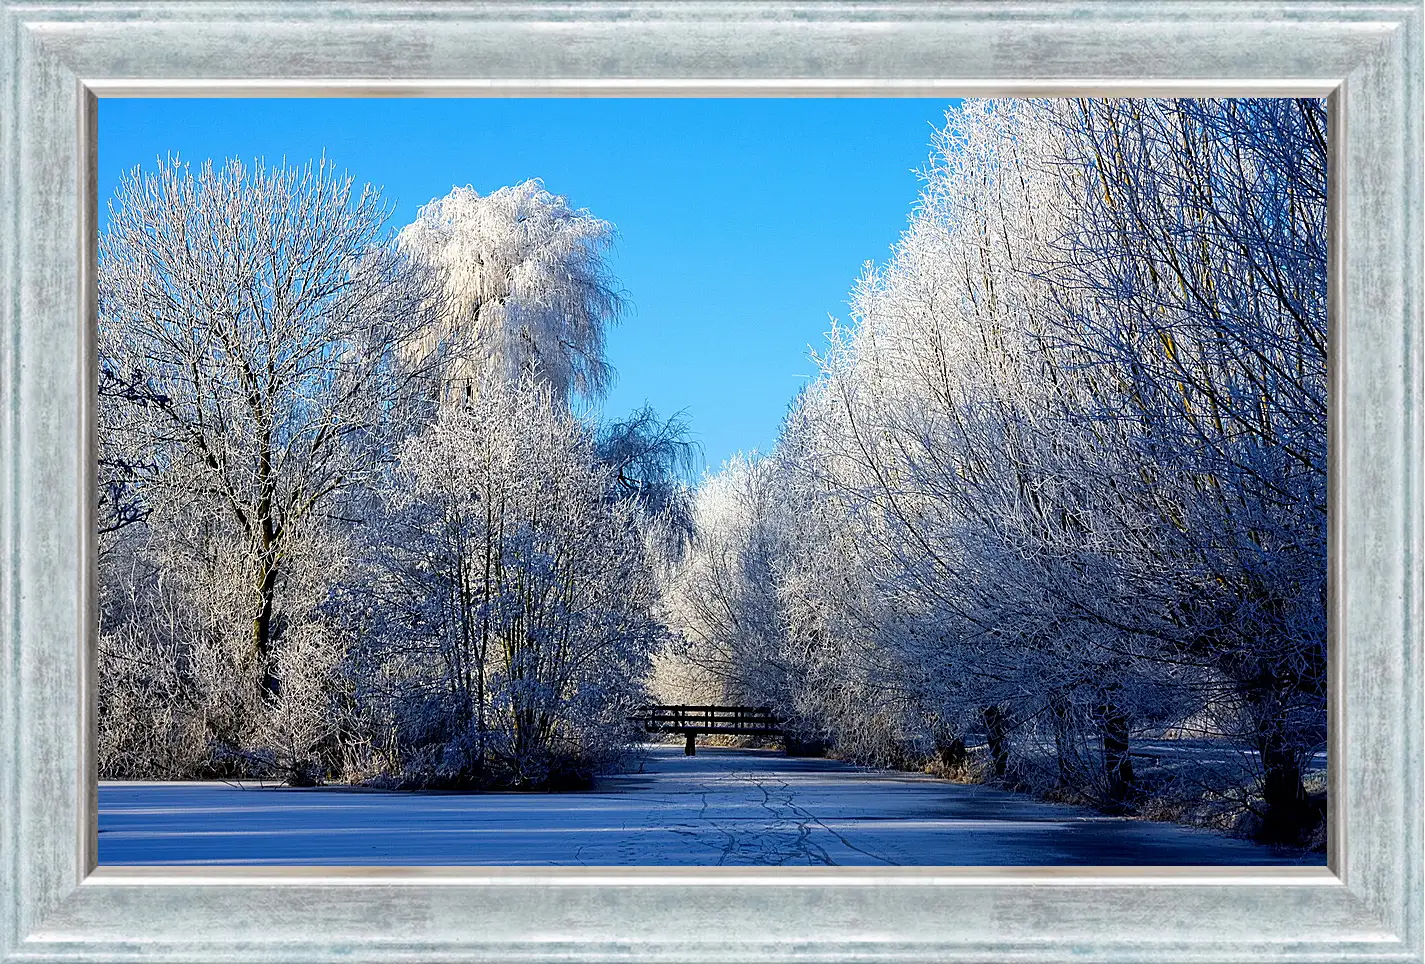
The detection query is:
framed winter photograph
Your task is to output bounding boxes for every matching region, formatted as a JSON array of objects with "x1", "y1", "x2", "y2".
[{"x1": 1, "y1": 1, "x2": 1421, "y2": 963}]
